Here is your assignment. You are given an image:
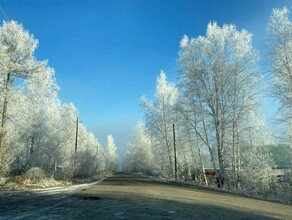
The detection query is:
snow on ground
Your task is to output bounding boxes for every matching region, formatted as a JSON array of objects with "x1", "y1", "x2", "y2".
[
  {"x1": 32, "y1": 178, "x2": 106, "y2": 195},
  {"x1": 0, "y1": 178, "x2": 106, "y2": 197}
]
